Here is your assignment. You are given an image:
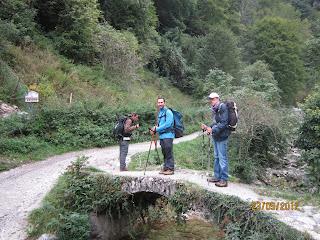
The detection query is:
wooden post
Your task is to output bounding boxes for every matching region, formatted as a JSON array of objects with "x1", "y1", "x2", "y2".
[{"x1": 69, "y1": 92, "x2": 73, "y2": 104}]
